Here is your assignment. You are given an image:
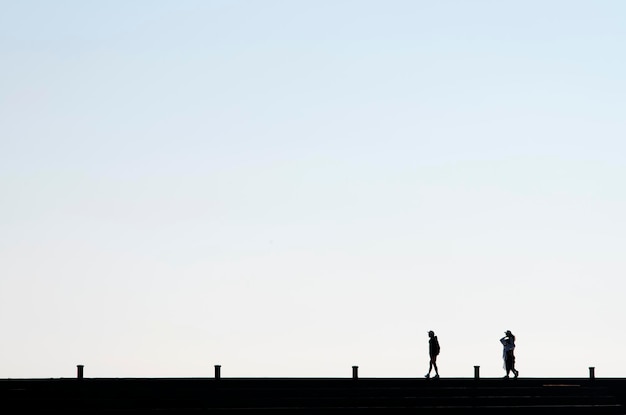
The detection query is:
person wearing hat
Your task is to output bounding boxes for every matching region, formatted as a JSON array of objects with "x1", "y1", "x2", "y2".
[
  {"x1": 425, "y1": 330, "x2": 440, "y2": 379},
  {"x1": 500, "y1": 330, "x2": 519, "y2": 378}
]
